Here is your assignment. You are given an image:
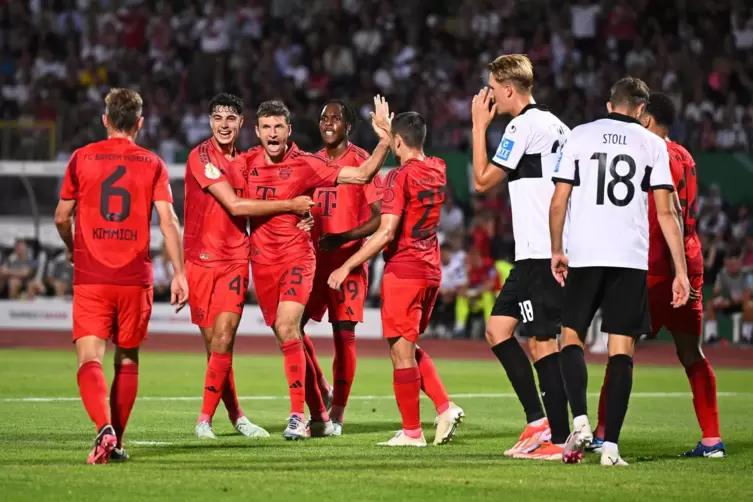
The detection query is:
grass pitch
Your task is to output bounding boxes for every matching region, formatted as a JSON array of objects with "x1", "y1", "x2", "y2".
[{"x1": 1, "y1": 349, "x2": 752, "y2": 501}]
